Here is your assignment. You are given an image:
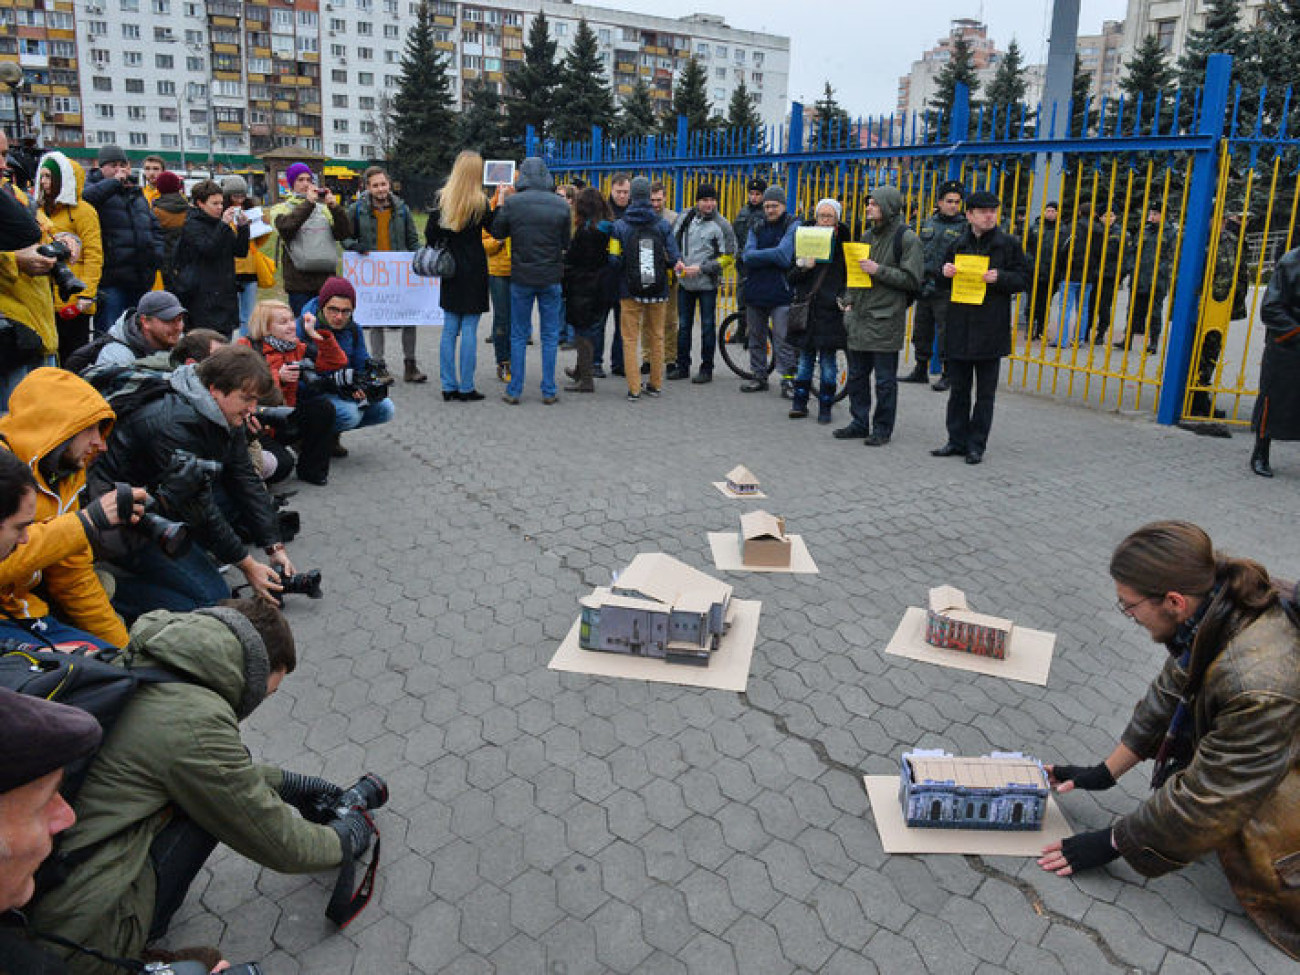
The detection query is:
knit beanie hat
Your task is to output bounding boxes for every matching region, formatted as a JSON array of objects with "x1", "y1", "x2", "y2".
[
  {"x1": 97, "y1": 144, "x2": 128, "y2": 166},
  {"x1": 155, "y1": 171, "x2": 184, "y2": 195},
  {"x1": 221, "y1": 174, "x2": 248, "y2": 196},
  {"x1": 695, "y1": 183, "x2": 718, "y2": 202},
  {"x1": 762, "y1": 185, "x2": 786, "y2": 206},
  {"x1": 284, "y1": 163, "x2": 313, "y2": 186},
  {"x1": 815, "y1": 198, "x2": 842, "y2": 220},
  {"x1": 629, "y1": 176, "x2": 651, "y2": 203},
  {"x1": 318, "y1": 276, "x2": 356, "y2": 307}
]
